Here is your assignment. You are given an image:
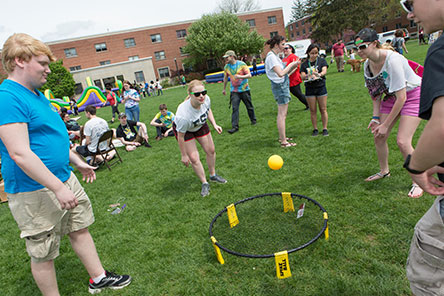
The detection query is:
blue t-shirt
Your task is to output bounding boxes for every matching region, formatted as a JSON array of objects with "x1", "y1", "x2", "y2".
[{"x1": 0, "y1": 79, "x2": 71, "y2": 193}]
